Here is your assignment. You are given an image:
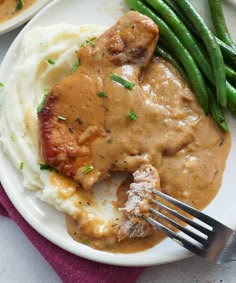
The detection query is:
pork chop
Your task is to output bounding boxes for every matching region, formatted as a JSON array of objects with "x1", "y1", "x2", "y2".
[
  {"x1": 38, "y1": 11, "x2": 159, "y2": 189},
  {"x1": 118, "y1": 164, "x2": 159, "y2": 241}
]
